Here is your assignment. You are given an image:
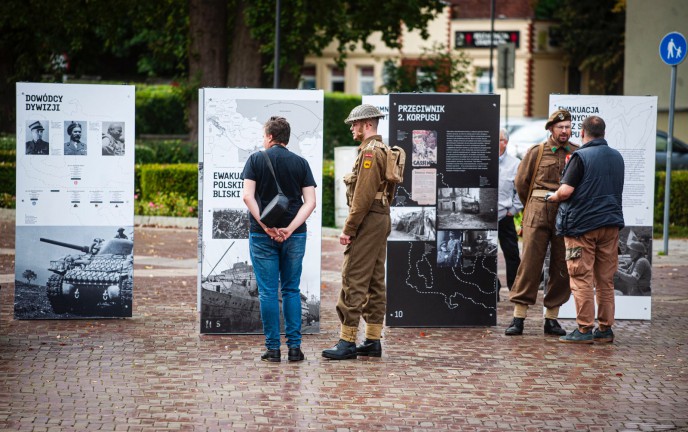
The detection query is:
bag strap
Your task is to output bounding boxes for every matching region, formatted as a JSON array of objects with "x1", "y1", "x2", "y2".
[
  {"x1": 260, "y1": 150, "x2": 284, "y2": 195},
  {"x1": 523, "y1": 142, "x2": 545, "y2": 212}
]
